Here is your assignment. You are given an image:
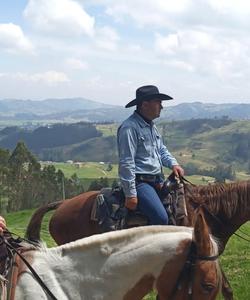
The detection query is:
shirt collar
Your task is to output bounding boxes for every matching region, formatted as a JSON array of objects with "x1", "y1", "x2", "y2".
[{"x1": 133, "y1": 111, "x2": 154, "y2": 128}]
